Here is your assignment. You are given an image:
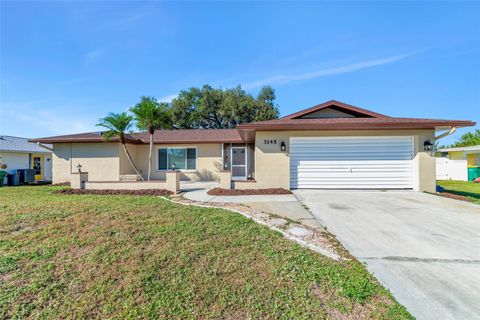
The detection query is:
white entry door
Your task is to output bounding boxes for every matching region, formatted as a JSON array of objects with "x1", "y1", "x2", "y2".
[
  {"x1": 290, "y1": 136, "x2": 414, "y2": 189},
  {"x1": 231, "y1": 147, "x2": 247, "y2": 180}
]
